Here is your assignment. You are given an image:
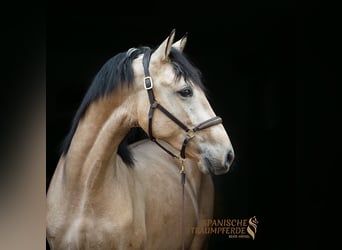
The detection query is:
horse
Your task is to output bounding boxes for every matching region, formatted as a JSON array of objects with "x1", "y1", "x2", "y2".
[{"x1": 47, "y1": 29, "x2": 235, "y2": 250}]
